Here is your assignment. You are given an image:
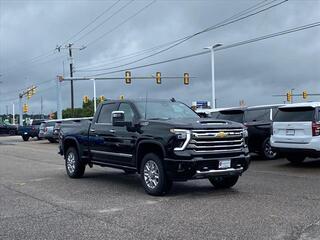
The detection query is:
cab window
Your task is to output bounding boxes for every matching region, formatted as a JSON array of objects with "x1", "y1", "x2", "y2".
[
  {"x1": 97, "y1": 103, "x2": 117, "y2": 123},
  {"x1": 244, "y1": 109, "x2": 270, "y2": 122},
  {"x1": 118, "y1": 103, "x2": 134, "y2": 122}
]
